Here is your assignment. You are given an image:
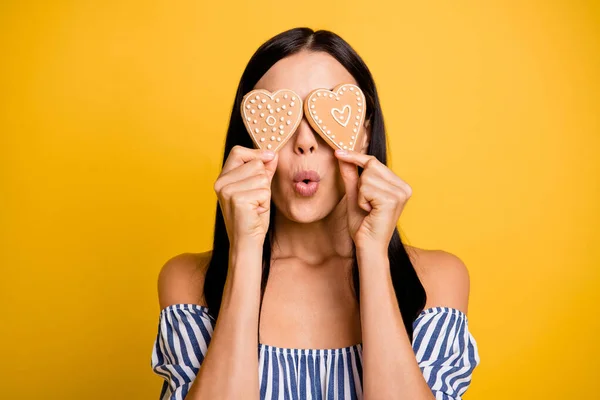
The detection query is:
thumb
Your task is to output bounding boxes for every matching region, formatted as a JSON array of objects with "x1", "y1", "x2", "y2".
[
  {"x1": 264, "y1": 152, "x2": 279, "y2": 182},
  {"x1": 337, "y1": 158, "x2": 361, "y2": 212}
]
